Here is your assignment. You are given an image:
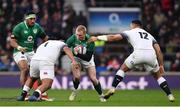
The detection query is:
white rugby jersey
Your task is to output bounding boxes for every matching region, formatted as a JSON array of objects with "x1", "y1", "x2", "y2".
[
  {"x1": 121, "y1": 28, "x2": 157, "y2": 50},
  {"x1": 32, "y1": 40, "x2": 66, "y2": 63}
]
